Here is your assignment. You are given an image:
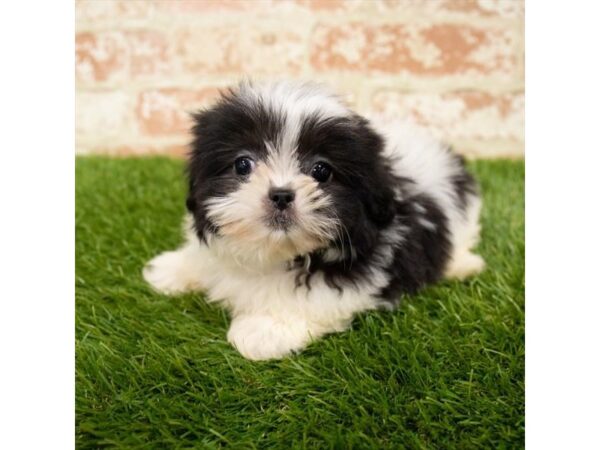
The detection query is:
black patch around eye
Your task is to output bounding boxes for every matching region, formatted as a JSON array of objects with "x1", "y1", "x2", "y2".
[
  {"x1": 234, "y1": 156, "x2": 255, "y2": 176},
  {"x1": 311, "y1": 162, "x2": 333, "y2": 182}
]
